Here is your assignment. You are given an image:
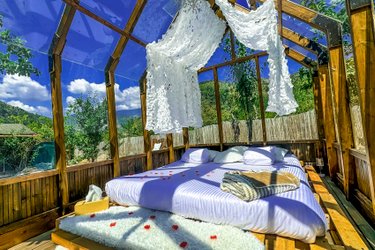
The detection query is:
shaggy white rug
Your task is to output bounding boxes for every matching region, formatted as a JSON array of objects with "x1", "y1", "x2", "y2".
[{"x1": 58, "y1": 206, "x2": 264, "y2": 249}]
